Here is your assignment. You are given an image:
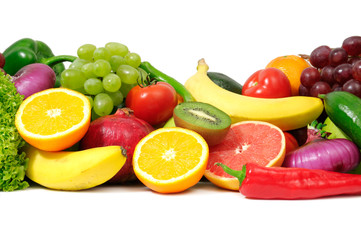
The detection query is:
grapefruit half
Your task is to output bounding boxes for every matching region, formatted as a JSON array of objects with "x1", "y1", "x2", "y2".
[{"x1": 204, "y1": 121, "x2": 286, "y2": 191}]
